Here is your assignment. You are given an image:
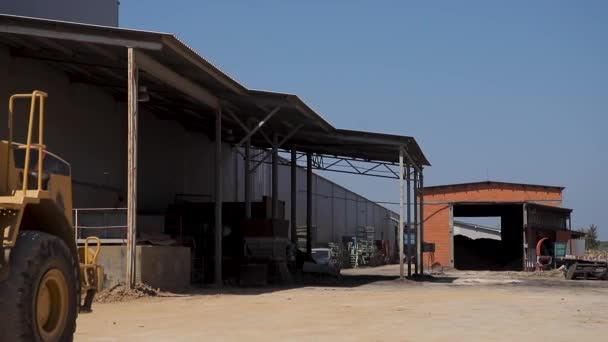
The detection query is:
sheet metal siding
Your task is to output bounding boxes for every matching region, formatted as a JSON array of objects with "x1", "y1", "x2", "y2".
[
  {"x1": 453, "y1": 225, "x2": 501, "y2": 240},
  {"x1": 0, "y1": 46, "x2": 126, "y2": 208},
  {"x1": 225, "y1": 147, "x2": 394, "y2": 244},
  {"x1": 0, "y1": 44, "x2": 394, "y2": 242}
]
